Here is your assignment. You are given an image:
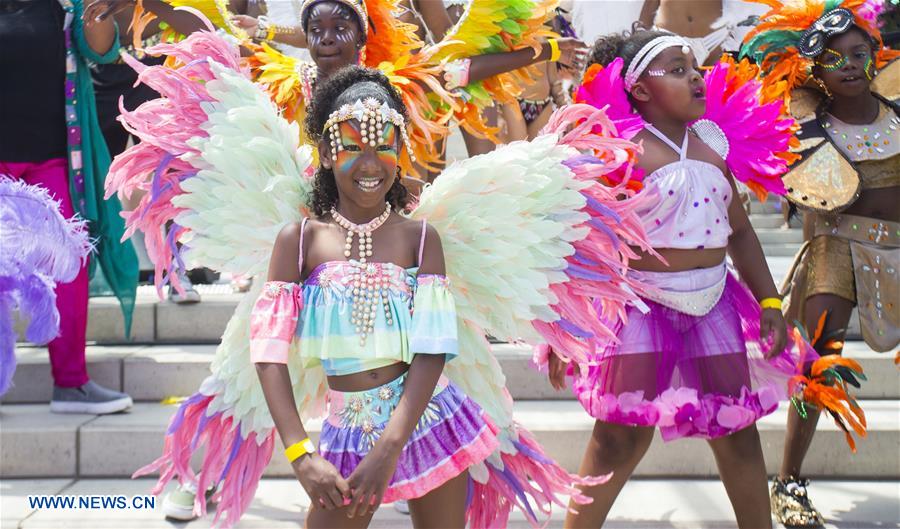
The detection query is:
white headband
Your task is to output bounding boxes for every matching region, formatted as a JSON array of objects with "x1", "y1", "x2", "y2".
[{"x1": 623, "y1": 35, "x2": 691, "y2": 90}]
